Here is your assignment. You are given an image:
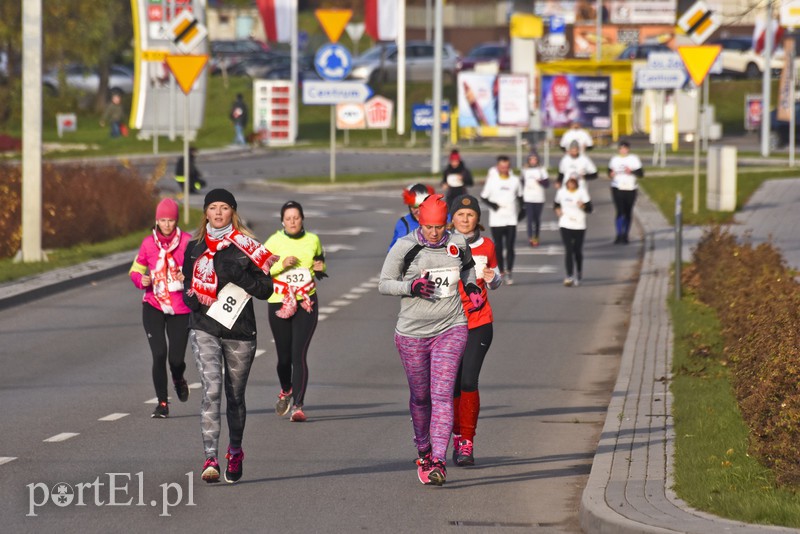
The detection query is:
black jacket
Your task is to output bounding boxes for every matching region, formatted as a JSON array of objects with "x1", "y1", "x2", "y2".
[{"x1": 182, "y1": 239, "x2": 272, "y2": 340}]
